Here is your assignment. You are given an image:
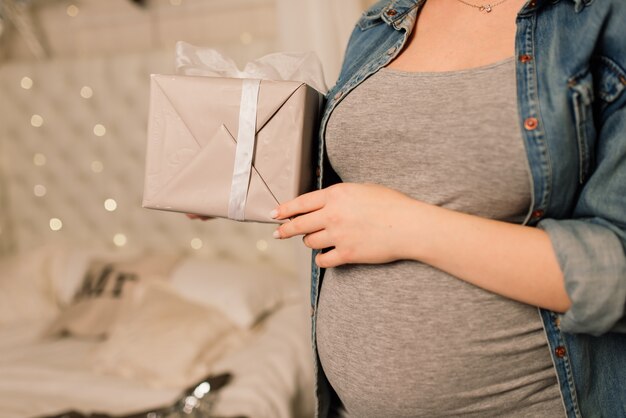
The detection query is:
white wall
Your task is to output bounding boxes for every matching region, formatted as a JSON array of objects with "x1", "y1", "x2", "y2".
[
  {"x1": 1, "y1": 0, "x2": 374, "y2": 71},
  {"x1": 1, "y1": 0, "x2": 278, "y2": 65}
]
